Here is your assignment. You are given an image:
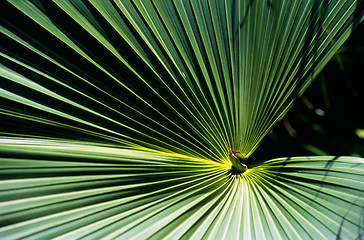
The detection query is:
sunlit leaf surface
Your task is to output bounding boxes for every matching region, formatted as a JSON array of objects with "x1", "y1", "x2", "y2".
[
  {"x1": 1, "y1": 0, "x2": 363, "y2": 159},
  {"x1": 0, "y1": 139, "x2": 363, "y2": 239},
  {"x1": 0, "y1": 0, "x2": 363, "y2": 239}
]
